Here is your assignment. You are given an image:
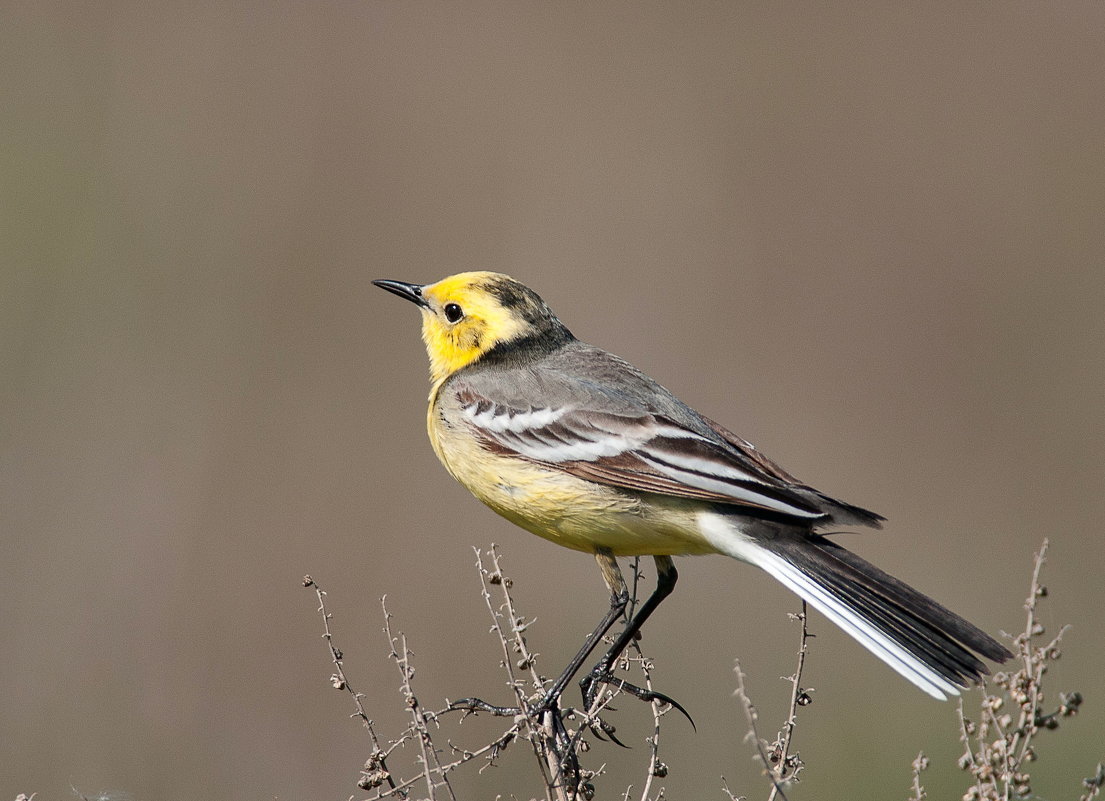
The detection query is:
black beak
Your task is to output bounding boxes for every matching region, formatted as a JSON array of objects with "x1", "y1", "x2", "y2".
[{"x1": 372, "y1": 279, "x2": 429, "y2": 308}]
